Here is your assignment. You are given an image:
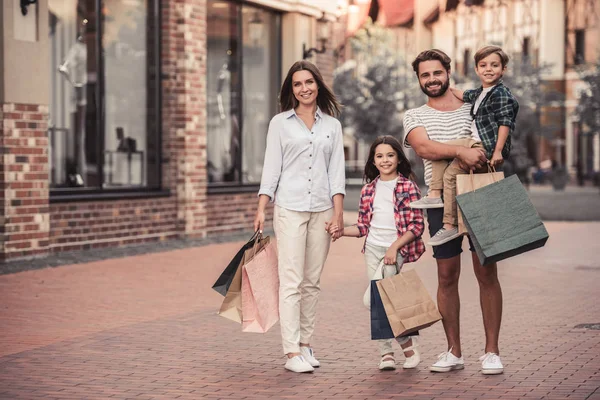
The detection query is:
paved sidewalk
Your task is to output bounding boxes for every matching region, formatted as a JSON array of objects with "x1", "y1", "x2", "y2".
[{"x1": 1, "y1": 221, "x2": 599, "y2": 399}]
